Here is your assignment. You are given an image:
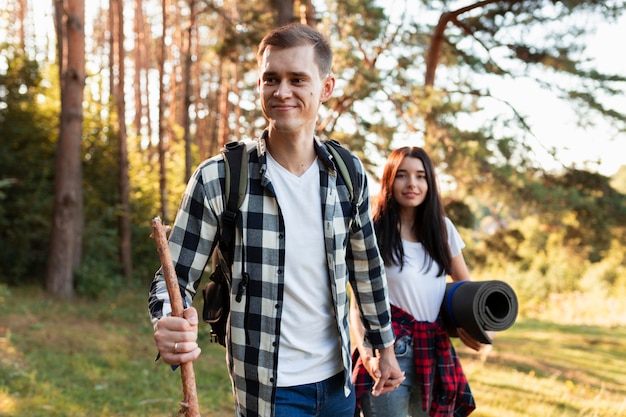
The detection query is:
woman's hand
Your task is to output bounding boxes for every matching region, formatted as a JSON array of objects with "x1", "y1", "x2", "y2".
[
  {"x1": 360, "y1": 346, "x2": 405, "y2": 396},
  {"x1": 359, "y1": 350, "x2": 379, "y2": 379},
  {"x1": 373, "y1": 346, "x2": 406, "y2": 396},
  {"x1": 456, "y1": 327, "x2": 483, "y2": 352}
]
